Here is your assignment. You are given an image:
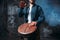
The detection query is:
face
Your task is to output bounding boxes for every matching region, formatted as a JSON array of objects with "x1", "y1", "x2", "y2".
[{"x1": 29, "y1": 0, "x2": 35, "y2": 4}]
